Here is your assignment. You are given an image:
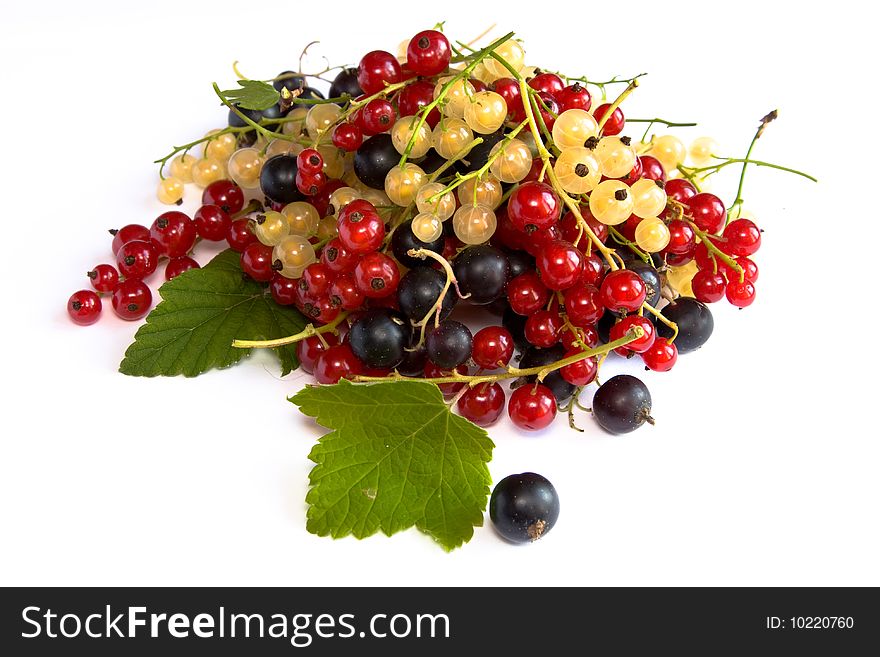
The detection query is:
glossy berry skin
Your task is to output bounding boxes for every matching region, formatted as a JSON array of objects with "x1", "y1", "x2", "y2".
[
  {"x1": 337, "y1": 203, "x2": 385, "y2": 254},
  {"x1": 329, "y1": 273, "x2": 364, "y2": 310},
  {"x1": 329, "y1": 67, "x2": 364, "y2": 100},
  {"x1": 397, "y1": 266, "x2": 456, "y2": 322},
  {"x1": 664, "y1": 178, "x2": 696, "y2": 203},
  {"x1": 691, "y1": 270, "x2": 727, "y2": 303},
  {"x1": 642, "y1": 339, "x2": 678, "y2": 372},
  {"x1": 353, "y1": 252, "x2": 399, "y2": 298},
  {"x1": 665, "y1": 220, "x2": 696, "y2": 255},
  {"x1": 406, "y1": 30, "x2": 451, "y2": 76},
  {"x1": 534, "y1": 92, "x2": 559, "y2": 132},
  {"x1": 525, "y1": 310, "x2": 562, "y2": 348},
  {"x1": 110, "y1": 224, "x2": 151, "y2": 255},
  {"x1": 150, "y1": 211, "x2": 196, "y2": 258},
  {"x1": 508, "y1": 182, "x2": 561, "y2": 233},
  {"x1": 332, "y1": 122, "x2": 363, "y2": 151},
  {"x1": 452, "y1": 245, "x2": 510, "y2": 305},
  {"x1": 560, "y1": 352, "x2": 597, "y2": 386},
  {"x1": 600, "y1": 270, "x2": 647, "y2": 313},
  {"x1": 537, "y1": 240, "x2": 584, "y2": 290},
  {"x1": 638, "y1": 155, "x2": 666, "y2": 182},
  {"x1": 296, "y1": 334, "x2": 339, "y2": 374},
  {"x1": 528, "y1": 72, "x2": 564, "y2": 96},
  {"x1": 296, "y1": 169, "x2": 326, "y2": 196},
  {"x1": 348, "y1": 309, "x2": 409, "y2": 369},
  {"x1": 610, "y1": 315, "x2": 656, "y2": 355},
  {"x1": 472, "y1": 326, "x2": 514, "y2": 369},
  {"x1": 579, "y1": 252, "x2": 606, "y2": 287},
  {"x1": 270, "y1": 273, "x2": 299, "y2": 306},
  {"x1": 67, "y1": 290, "x2": 102, "y2": 325},
  {"x1": 299, "y1": 263, "x2": 333, "y2": 299},
  {"x1": 87, "y1": 264, "x2": 119, "y2": 293},
  {"x1": 391, "y1": 218, "x2": 445, "y2": 268},
  {"x1": 194, "y1": 204, "x2": 231, "y2": 242},
  {"x1": 556, "y1": 82, "x2": 591, "y2": 112},
  {"x1": 313, "y1": 344, "x2": 363, "y2": 384},
  {"x1": 202, "y1": 180, "x2": 244, "y2": 214},
  {"x1": 490, "y1": 472, "x2": 559, "y2": 543},
  {"x1": 562, "y1": 284, "x2": 603, "y2": 328},
  {"x1": 508, "y1": 385, "x2": 557, "y2": 431},
  {"x1": 240, "y1": 242, "x2": 274, "y2": 282},
  {"x1": 655, "y1": 298, "x2": 713, "y2": 353},
  {"x1": 116, "y1": 240, "x2": 159, "y2": 280},
  {"x1": 111, "y1": 279, "x2": 152, "y2": 320},
  {"x1": 730, "y1": 256, "x2": 759, "y2": 283},
  {"x1": 165, "y1": 256, "x2": 200, "y2": 280},
  {"x1": 426, "y1": 320, "x2": 473, "y2": 369},
  {"x1": 301, "y1": 296, "x2": 340, "y2": 325},
  {"x1": 506, "y1": 271, "x2": 550, "y2": 316},
  {"x1": 297, "y1": 149, "x2": 324, "y2": 175},
  {"x1": 354, "y1": 134, "x2": 399, "y2": 189},
  {"x1": 457, "y1": 383, "x2": 505, "y2": 427},
  {"x1": 685, "y1": 193, "x2": 726, "y2": 234},
  {"x1": 723, "y1": 219, "x2": 762, "y2": 256},
  {"x1": 592, "y1": 375, "x2": 652, "y2": 435},
  {"x1": 593, "y1": 103, "x2": 625, "y2": 135},
  {"x1": 260, "y1": 154, "x2": 304, "y2": 205},
  {"x1": 226, "y1": 218, "x2": 257, "y2": 252},
  {"x1": 321, "y1": 237, "x2": 358, "y2": 274},
  {"x1": 626, "y1": 262, "x2": 662, "y2": 308},
  {"x1": 726, "y1": 279, "x2": 756, "y2": 308},
  {"x1": 357, "y1": 50, "x2": 402, "y2": 95},
  {"x1": 396, "y1": 80, "x2": 440, "y2": 127},
  {"x1": 490, "y1": 77, "x2": 525, "y2": 122},
  {"x1": 618, "y1": 157, "x2": 644, "y2": 186}
]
